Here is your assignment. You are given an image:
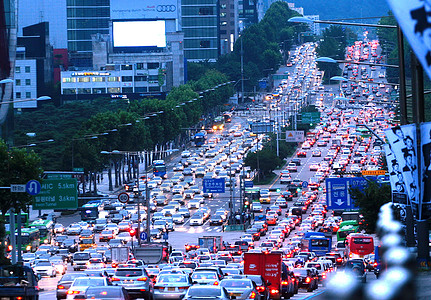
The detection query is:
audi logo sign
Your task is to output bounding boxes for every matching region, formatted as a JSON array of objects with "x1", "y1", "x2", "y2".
[{"x1": 157, "y1": 5, "x2": 176, "y2": 12}]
